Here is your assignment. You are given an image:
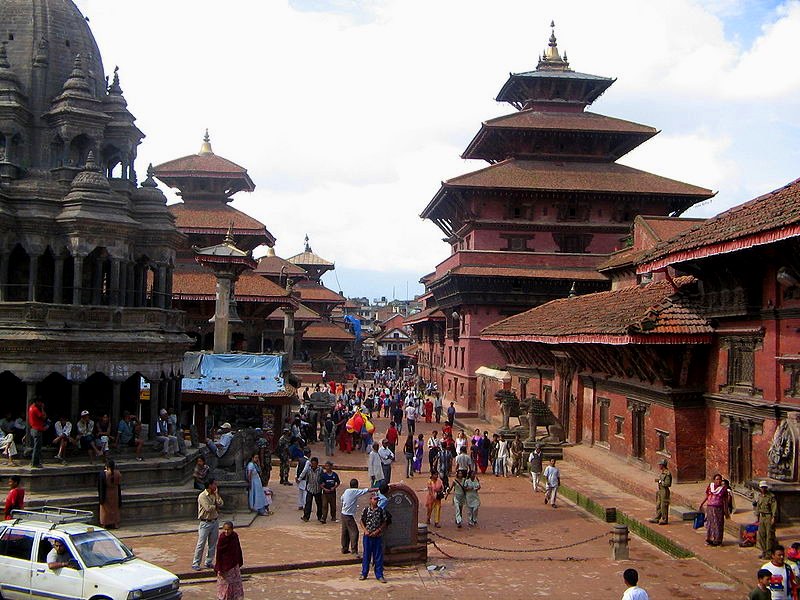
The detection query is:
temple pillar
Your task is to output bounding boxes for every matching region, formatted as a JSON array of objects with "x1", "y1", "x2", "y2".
[
  {"x1": 111, "y1": 381, "x2": 121, "y2": 429},
  {"x1": 283, "y1": 307, "x2": 296, "y2": 369},
  {"x1": 72, "y1": 254, "x2": 84, "y2": 305},
  {"x1": 118, "y1": 261, "x2": 127, "y2": 307},
  {"x1": 148, "y1": 379, "x2": 160, "y2": 439},
  {"x1": 156, "y1": 264, "x2": 167, "y2": 309},
  {"x1": 71, "y1": 382, "x2": 80, "y2": 423},
  {"x1": 126, "y1": 262, "x2": 135, "y2": 307},
  {"x1": 213, "y1": 274, "x2": 234, "y2": 353},
  {"x1": 25, "y1": 382, "x2": 37, "y2": 440},
  {"x1": 53, "y1": 255, "x2": 64, "y2": 304},
  {"x1": 110, "y1": 258, "x2": 121, "y2": 306},
  {"x1": 165, "y1": 266, "x2": 173, "y2": 309},
  {"x1": 139, "y1": 266, "x2": 148, "y2": 306},
  {"x1": 27, "y1": 253, "x2": 38, "y2": 301},
  {"x1": 174, "y1": 375, "x2": 182, "y2": 428},
  {"x1": 0, "y1": 250, "x2": 8, "y2": 302}
]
